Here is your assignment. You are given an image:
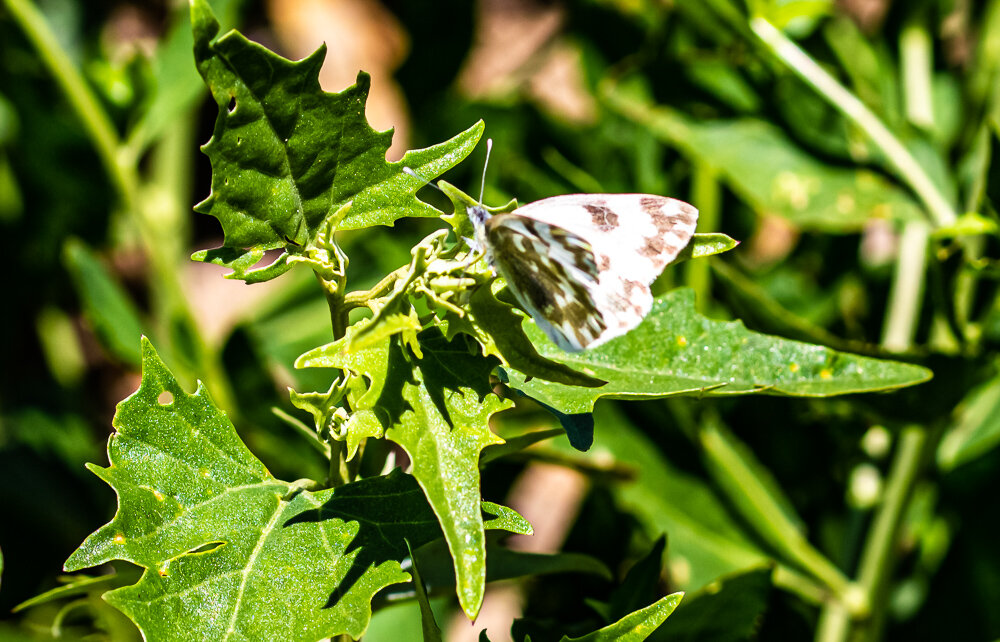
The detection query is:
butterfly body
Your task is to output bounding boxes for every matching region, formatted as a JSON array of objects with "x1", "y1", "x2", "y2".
[{"x1": 470, "y1": 194, "x2": 698, "y2": 352}]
